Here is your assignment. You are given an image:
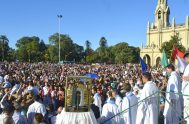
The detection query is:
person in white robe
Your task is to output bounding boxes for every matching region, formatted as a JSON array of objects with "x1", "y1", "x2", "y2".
[
  {"x1": 27, "y1": 95, "x2": 47, "y2": 124},
  {"x1": 92, "y1": 87, "x2": 102, "y2": 113},
  {"x1": 182, "y1": 53, "x2": 189, "y2": 123},
  {"x1": 136, "y1": 72, "x2": 159, "y2": 124},
  {"x1": 122, "y1": 83, "x2": 138, "y2": 124},
  {"x1": 99, "y1": 97, "x2": 121, "y2": 124},
  {"x1": 163, "y1": 64, "x2": 182, "y2": 124},
  {"x1": 112, "y1": 90, "x2": 122, "y2": 110}
]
